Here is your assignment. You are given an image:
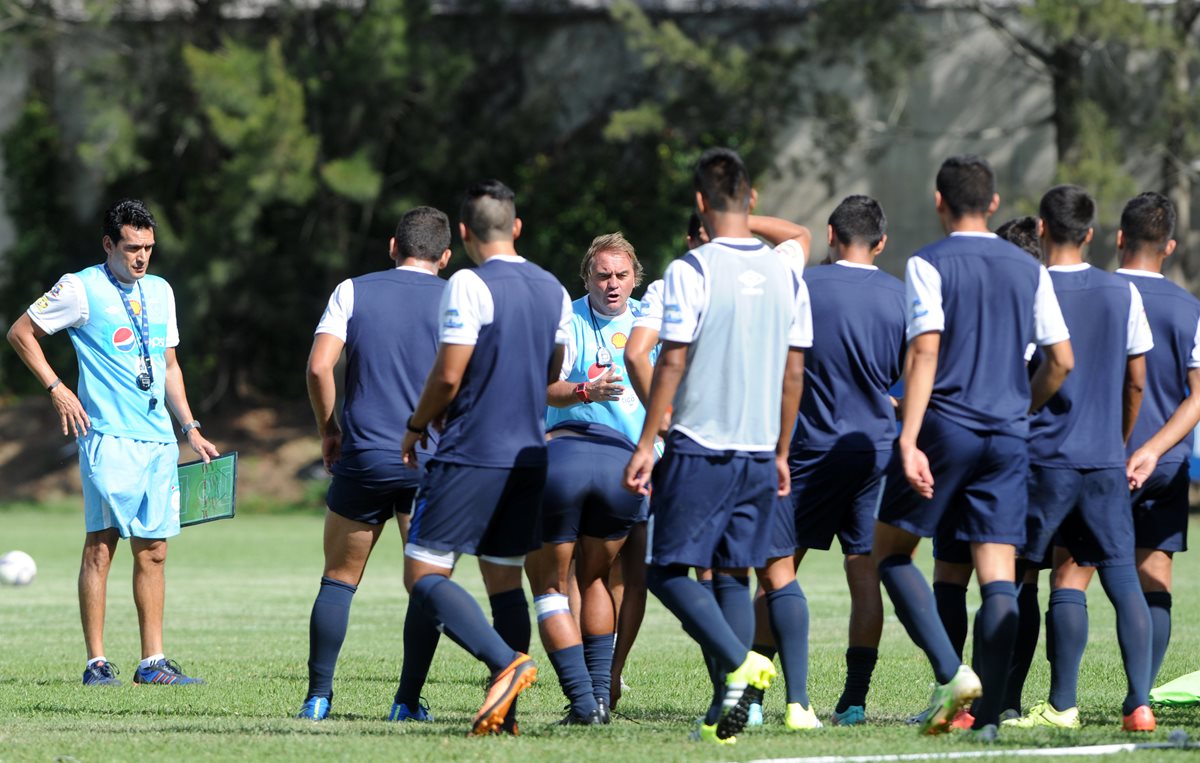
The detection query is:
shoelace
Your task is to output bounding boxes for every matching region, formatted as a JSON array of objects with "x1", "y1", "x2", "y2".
[
  {"x1": 147, "y1": 658, "x2": 185, "y2": 676},
  {"x1": 93, "y1": 661, "x2": 120, "y2": 678}
]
